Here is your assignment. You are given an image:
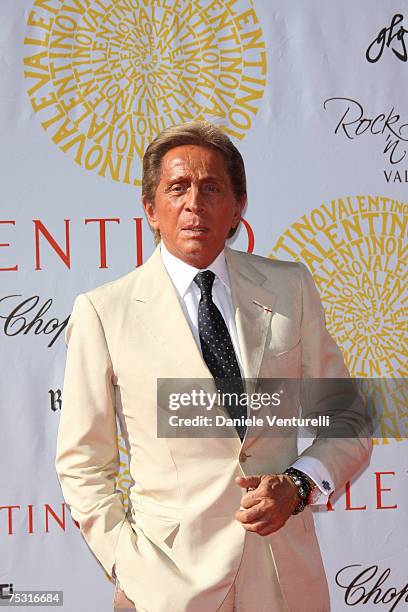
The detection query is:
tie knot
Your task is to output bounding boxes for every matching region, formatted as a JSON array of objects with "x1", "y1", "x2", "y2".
[{"x1": 194, "y1": 270, "x2": 215, "y2": 298}]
